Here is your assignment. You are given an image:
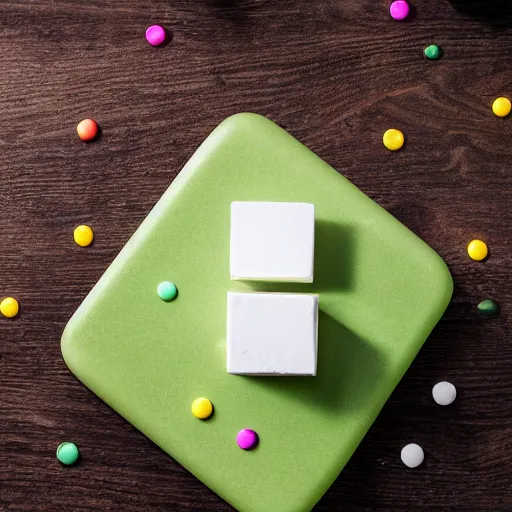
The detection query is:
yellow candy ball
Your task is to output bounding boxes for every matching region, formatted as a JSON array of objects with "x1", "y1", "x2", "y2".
[
  {"x1": 383, "y1": 129, "x2": 405, "y2": 151},
  {"x1": 467, "y1": 239, "x2": 488, "y2": 261},
  {"x1": 0, "y1": 297, "x2": 19, "y2": 318},
  {"x1": 74, "y1": 225, "x2": 94, "y2": 247},
  {"x1": 191, "y1": 397, "x2": 213, "y2": 420},
  {"x1": 492, "y1": 97, "x2": 511, "y2": 118}
]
